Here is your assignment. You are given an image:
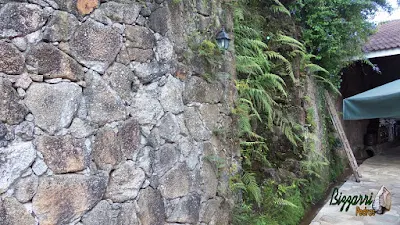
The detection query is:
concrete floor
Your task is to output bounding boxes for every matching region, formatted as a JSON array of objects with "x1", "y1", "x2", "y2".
[{"x1": 310, "y1": 147, "x2": 400, "y2": 225}]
